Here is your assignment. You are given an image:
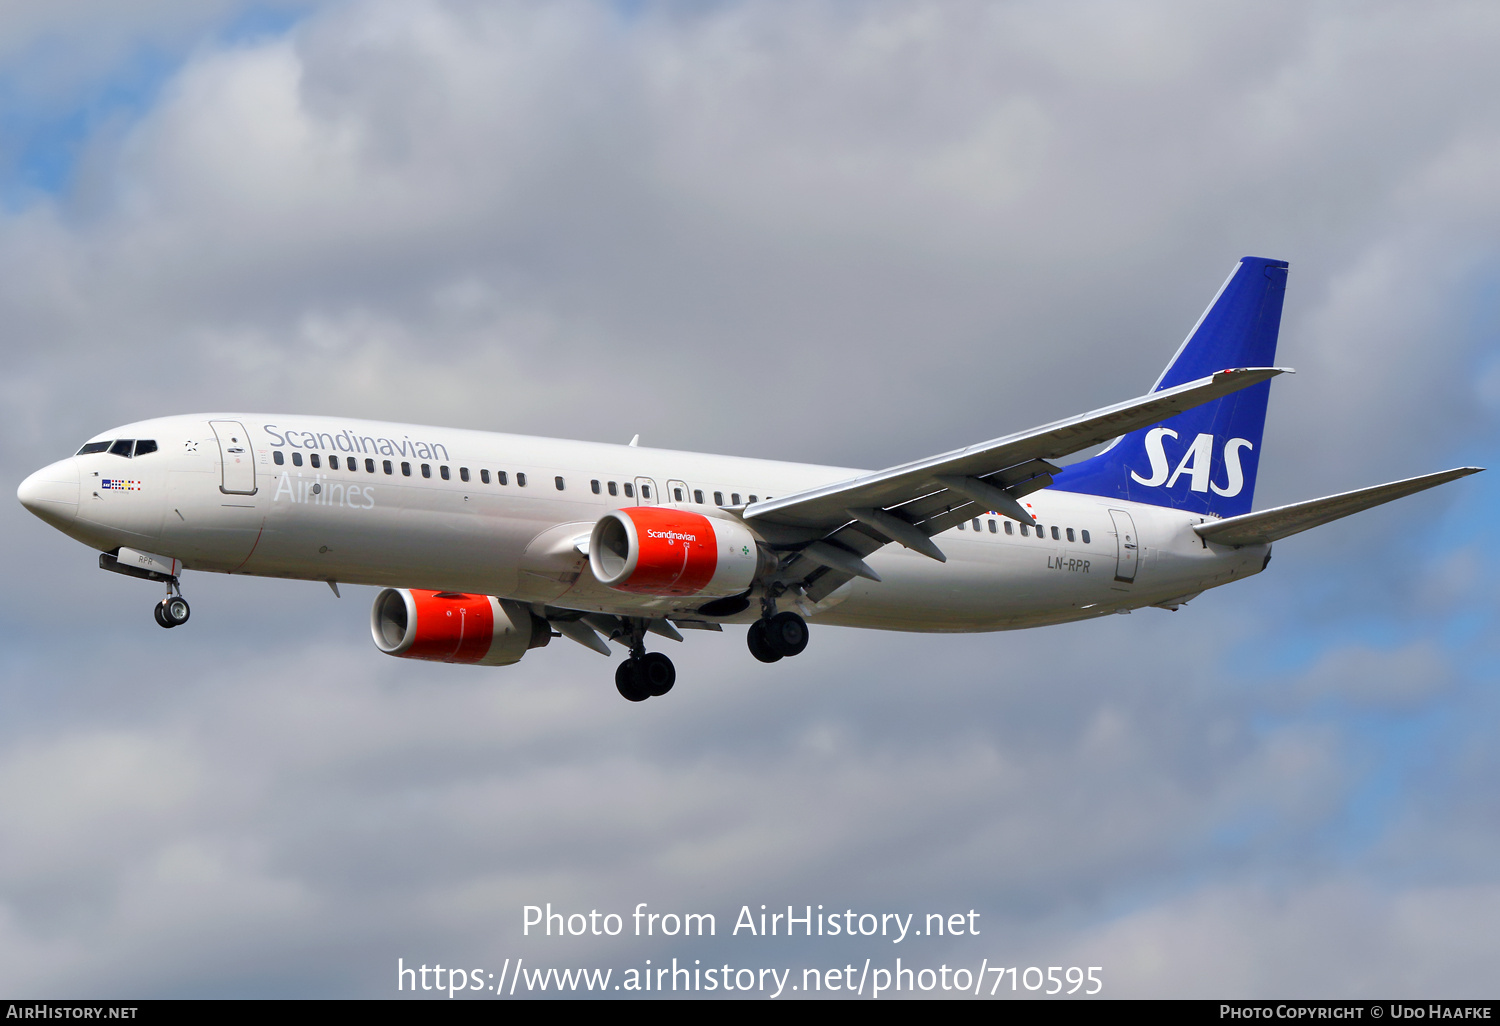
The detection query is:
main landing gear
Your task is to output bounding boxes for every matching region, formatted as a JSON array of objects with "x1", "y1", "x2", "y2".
[
  {"x1": 615, "y1": 651, "x2": 676, "y2": 702},
  {"x1": 747, "y1": 610, "x2": 809, "y2": 664},
  {"x1": 613, "y1": 617, "x2": 676, "y2": 702},
  {"x1": 605, "y1": 607, "x2": 809, "y2": 702},
  {"x1": 97, "y1": 550, "x2": 192, "y2": 630}
]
